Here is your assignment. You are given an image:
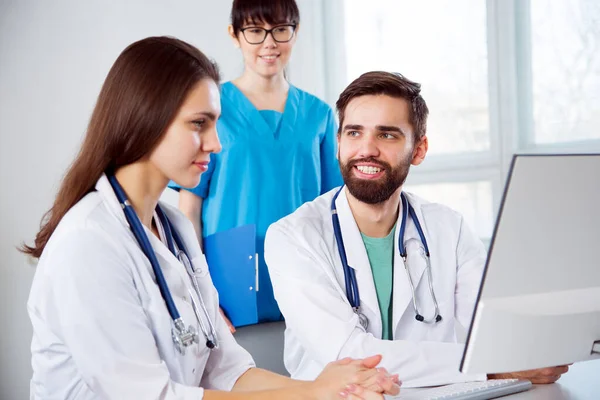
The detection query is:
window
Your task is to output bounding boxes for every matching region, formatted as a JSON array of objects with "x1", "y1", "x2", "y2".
[
  {"x1": 322, "y1": 0, "x2": 600, "y2": 240},
  {"x1": 529, "y1": 0, "x2": 600, "y2": 145},
  {"x1": 340, "y1": 0, "x2": 495, "y2": 236},
  {"x1": 405, "y1": 181, "x2": 494, "y2": 239},
  {"x1": 344, "y1": 0, "x2": 489, "y2": 155}
]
